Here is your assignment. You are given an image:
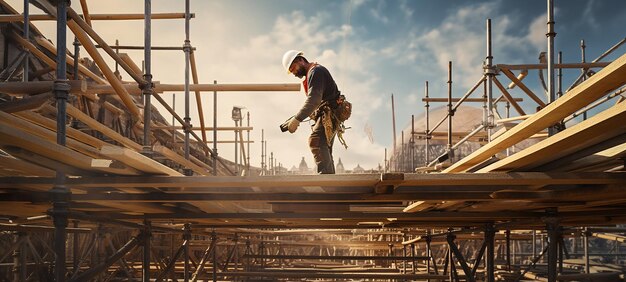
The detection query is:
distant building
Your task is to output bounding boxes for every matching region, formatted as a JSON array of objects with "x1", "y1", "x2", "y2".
[
  {"x1": 336, "y1": 158, "x2": 345, "y2": 174},
  {"x1": 298, "y1": 157, "x2": 308, "y2": 174},
  {"x1": 352, "y1": 164, "x2": 365, "y2": 174}
]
